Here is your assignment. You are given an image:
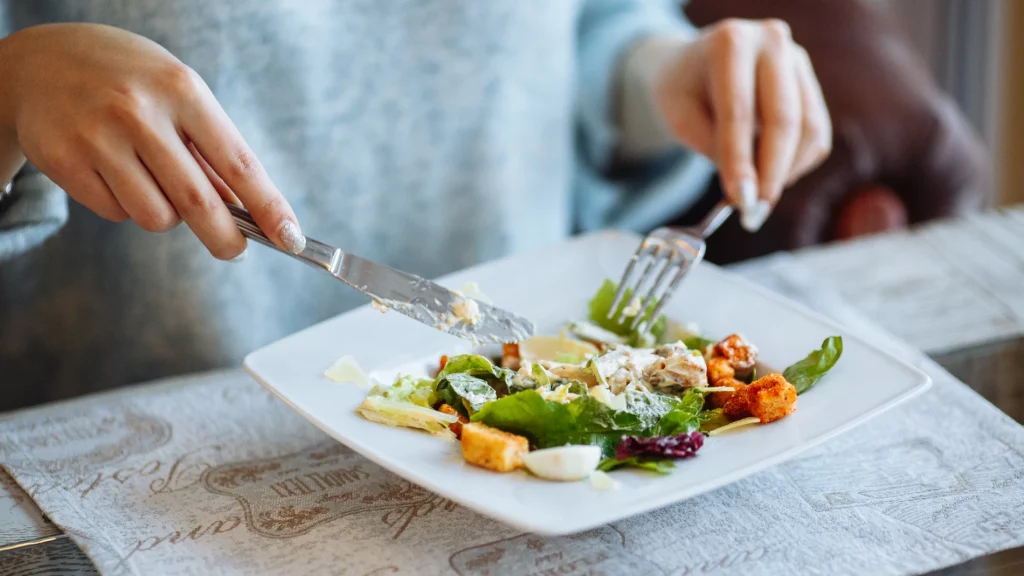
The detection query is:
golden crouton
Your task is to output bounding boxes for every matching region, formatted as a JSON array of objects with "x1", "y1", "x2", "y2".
[
  {"x1": 746, "y1": 373, "x2": 798, "y2": 423},
  {"x1": 722, "y1": 382, "x2": 752, "y2": 420},
  {"x1": 438, "y1": 403, "x2": 468, "y2": 438},
  {"x1": 706, "y1": 377, "x2": 744, "y2": 409},
  {"x1": 714, "y1": 334, "x2": 758, "y2": 372},
  {"x1": 706, "y1": 357, "x2": 736, "y2": 386},
  {"x1": 501, "y1": 343, "x2": 521, "y2": 371},
  {"x1": 460, "y1": 422, "x2": 528, "y2": 472}
]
